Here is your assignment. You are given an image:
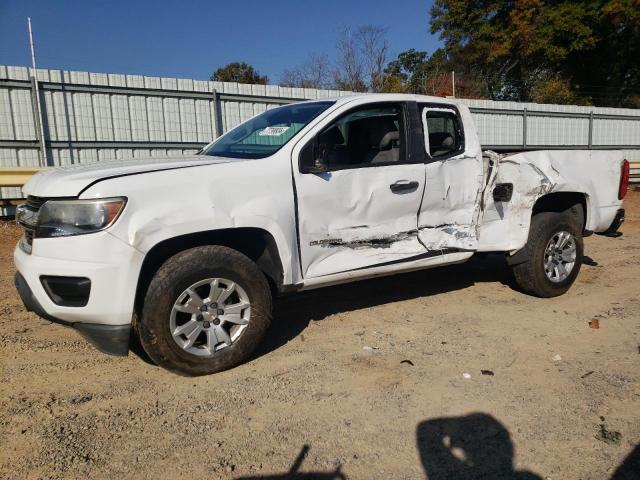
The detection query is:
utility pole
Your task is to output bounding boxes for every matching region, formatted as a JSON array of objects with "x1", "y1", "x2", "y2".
[
  {"x1": 451, "y1": 71, "x2": 456, "y2": 98},
  {"x1": 28, "y1": 17, "x2": 47, "y2": 167}
]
